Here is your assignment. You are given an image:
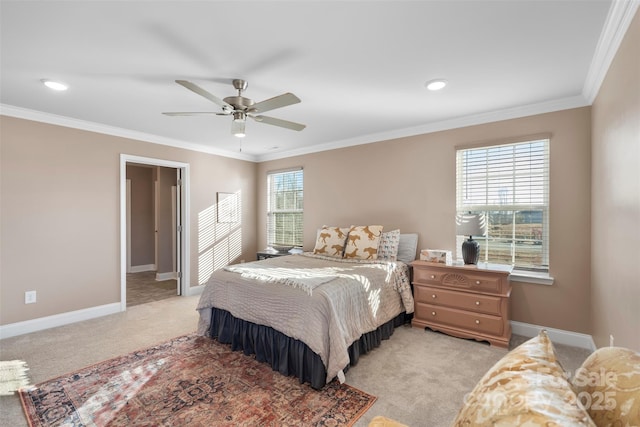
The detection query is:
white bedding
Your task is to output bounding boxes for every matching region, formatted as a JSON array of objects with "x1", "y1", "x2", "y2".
[{"x1": 196, "y1": 253, "x2": 414, "y2": 384}]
